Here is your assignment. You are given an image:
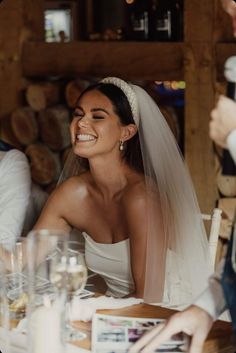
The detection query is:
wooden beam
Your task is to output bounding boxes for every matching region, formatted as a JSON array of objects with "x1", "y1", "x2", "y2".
[
  {"x1": 184, "y1": 0, "x2": 218, "y2": 214},
  {"x1": 0, "y1": 0, "x2": 44, "y2": 120},
  {"x1": 22, "y1": 41, "x2": 184, "y2": 81},
  {"x1": 216, "y1": 43, "x2": 236, "y2": 81}
]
